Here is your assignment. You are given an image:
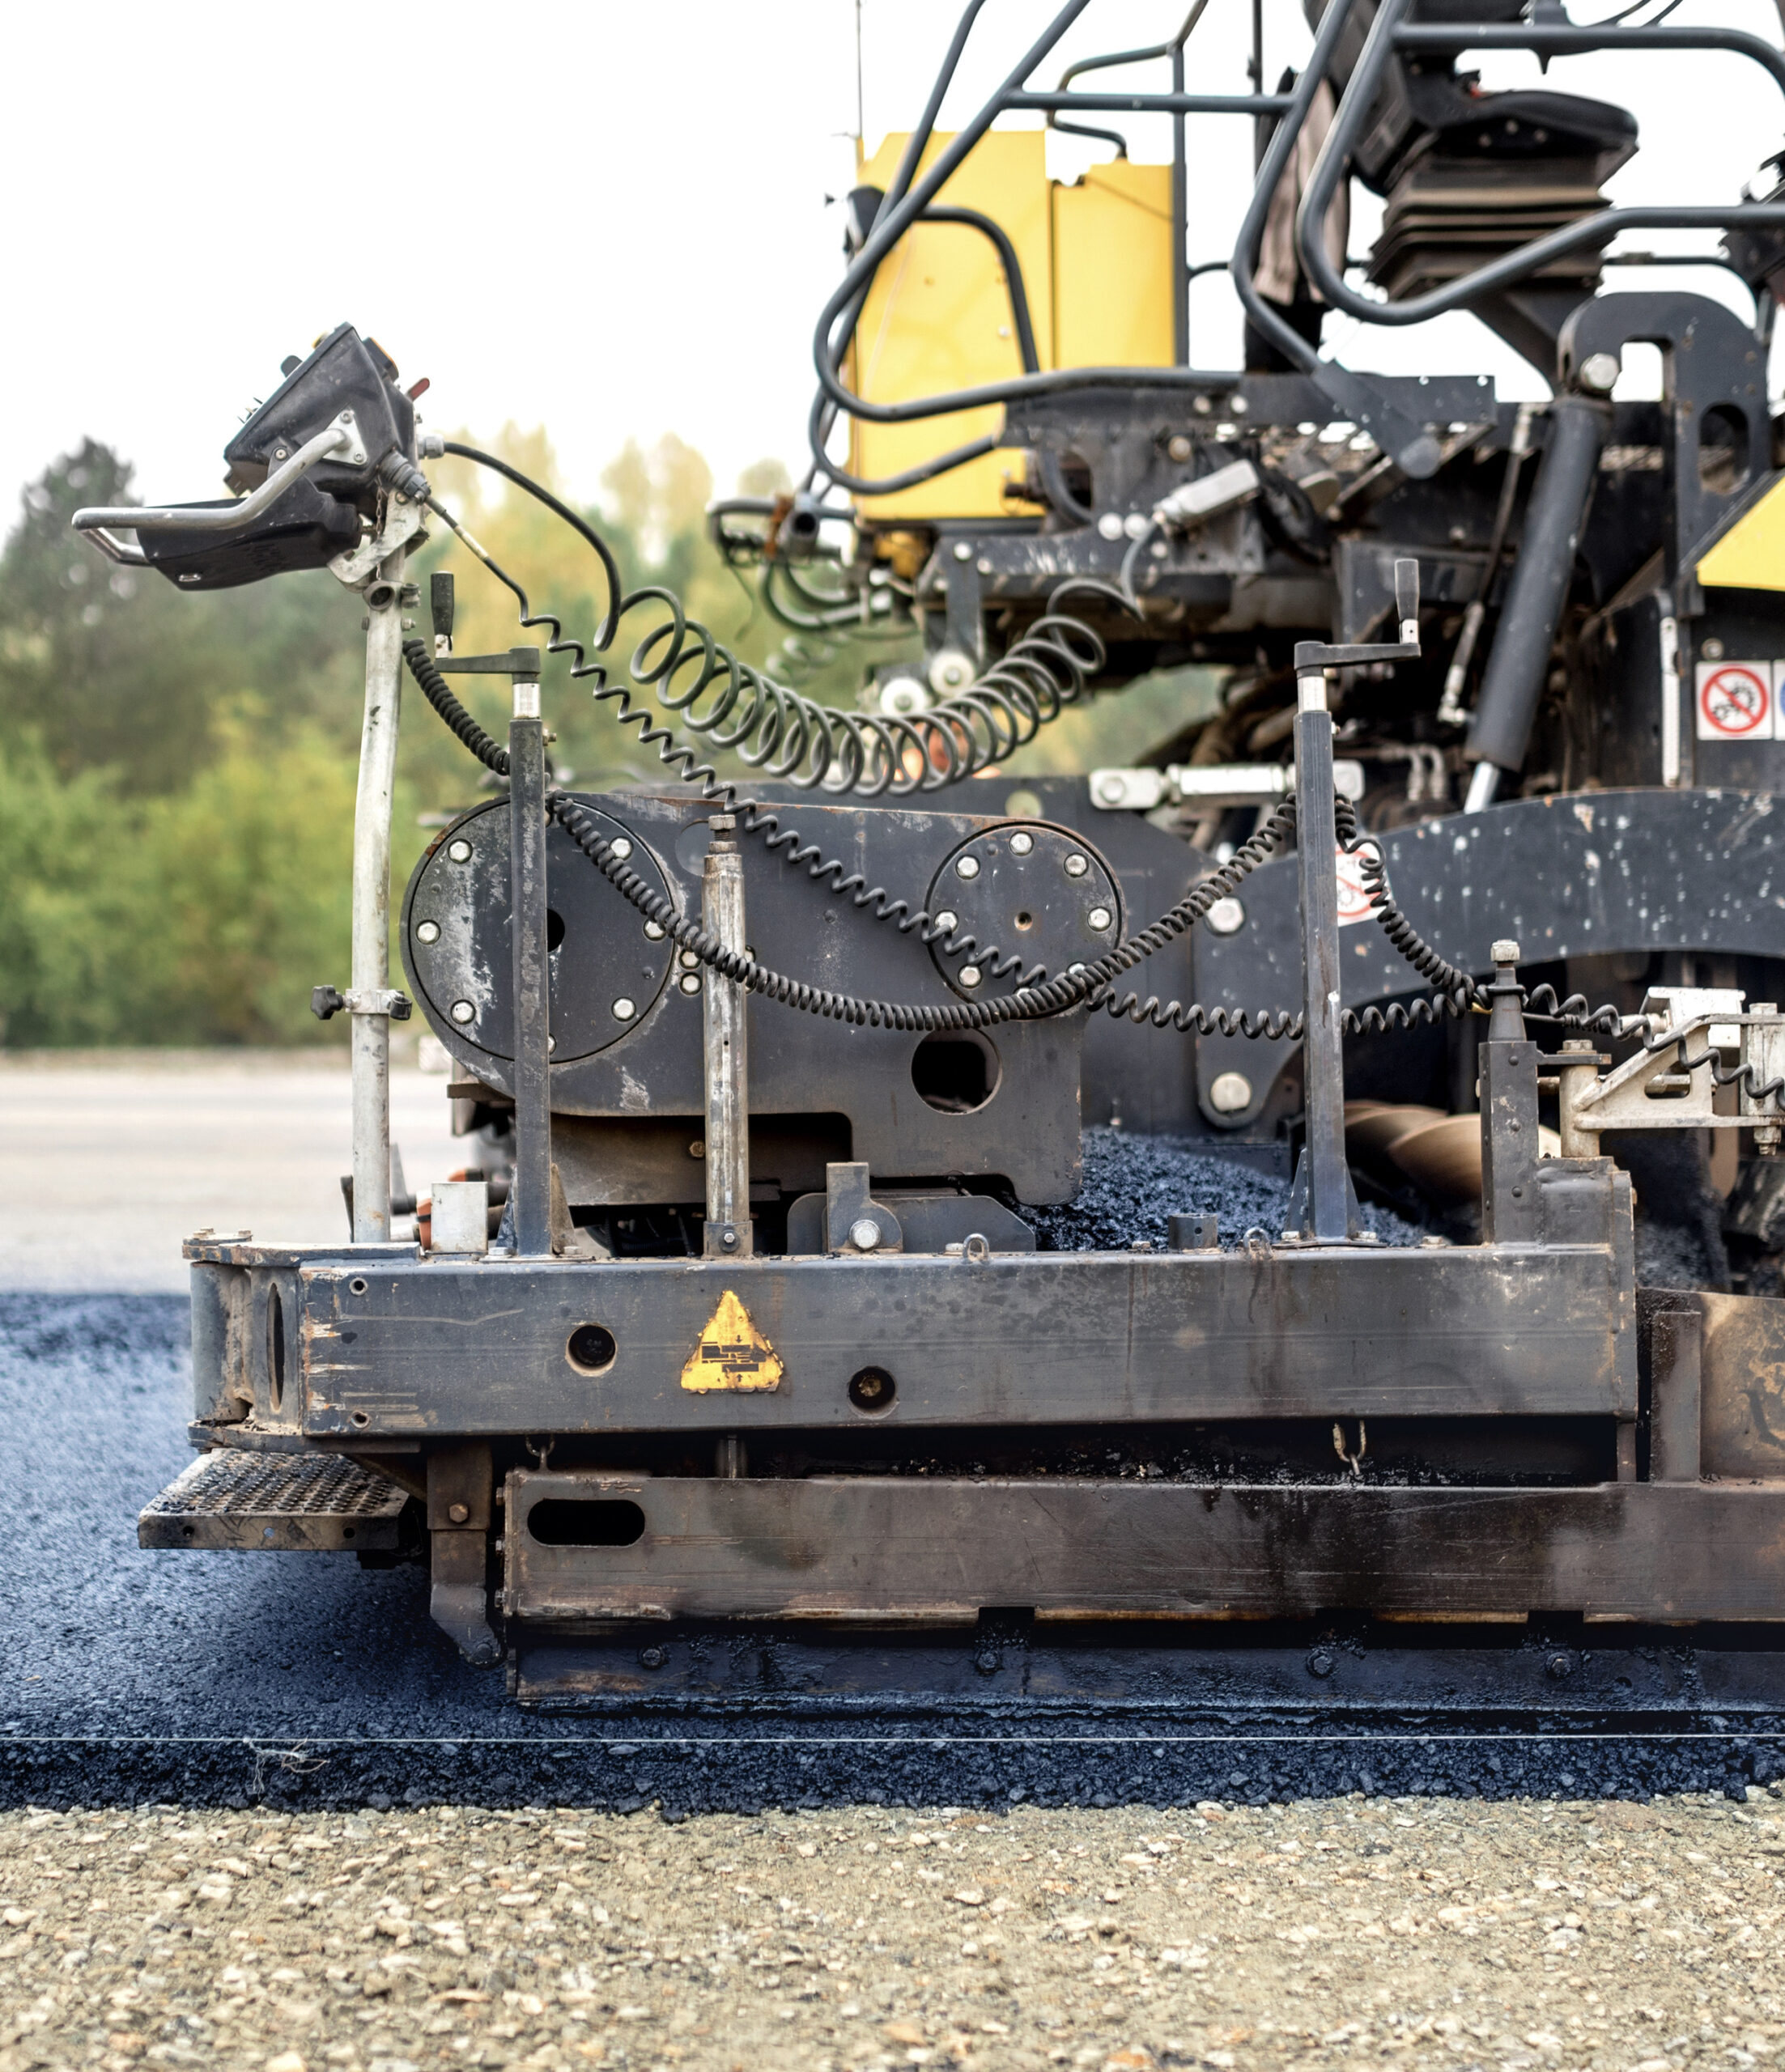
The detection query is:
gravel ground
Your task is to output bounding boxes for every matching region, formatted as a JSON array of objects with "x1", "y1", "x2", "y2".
[{"x1": 5, "y1": 1791, "x2": 1785, "y2": 2072}]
